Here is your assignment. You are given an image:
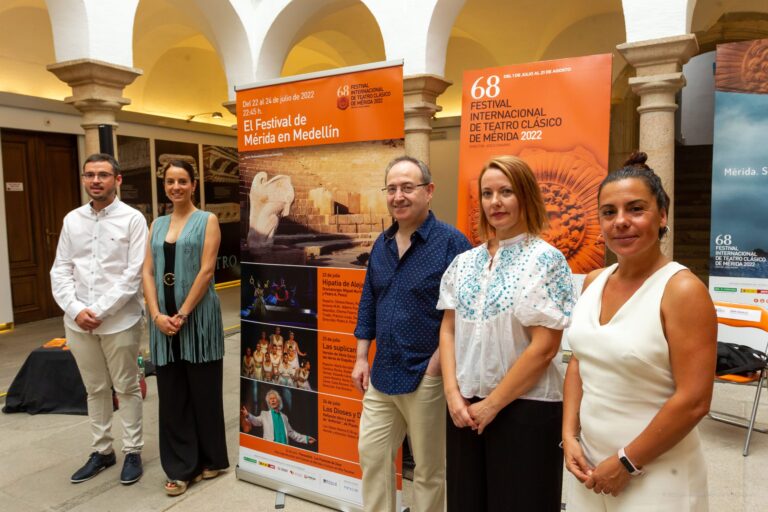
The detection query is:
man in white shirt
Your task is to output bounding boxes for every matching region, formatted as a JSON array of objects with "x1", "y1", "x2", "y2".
[{"x1": 50, "y1": 153, "x2": 148, "y2": 485}]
